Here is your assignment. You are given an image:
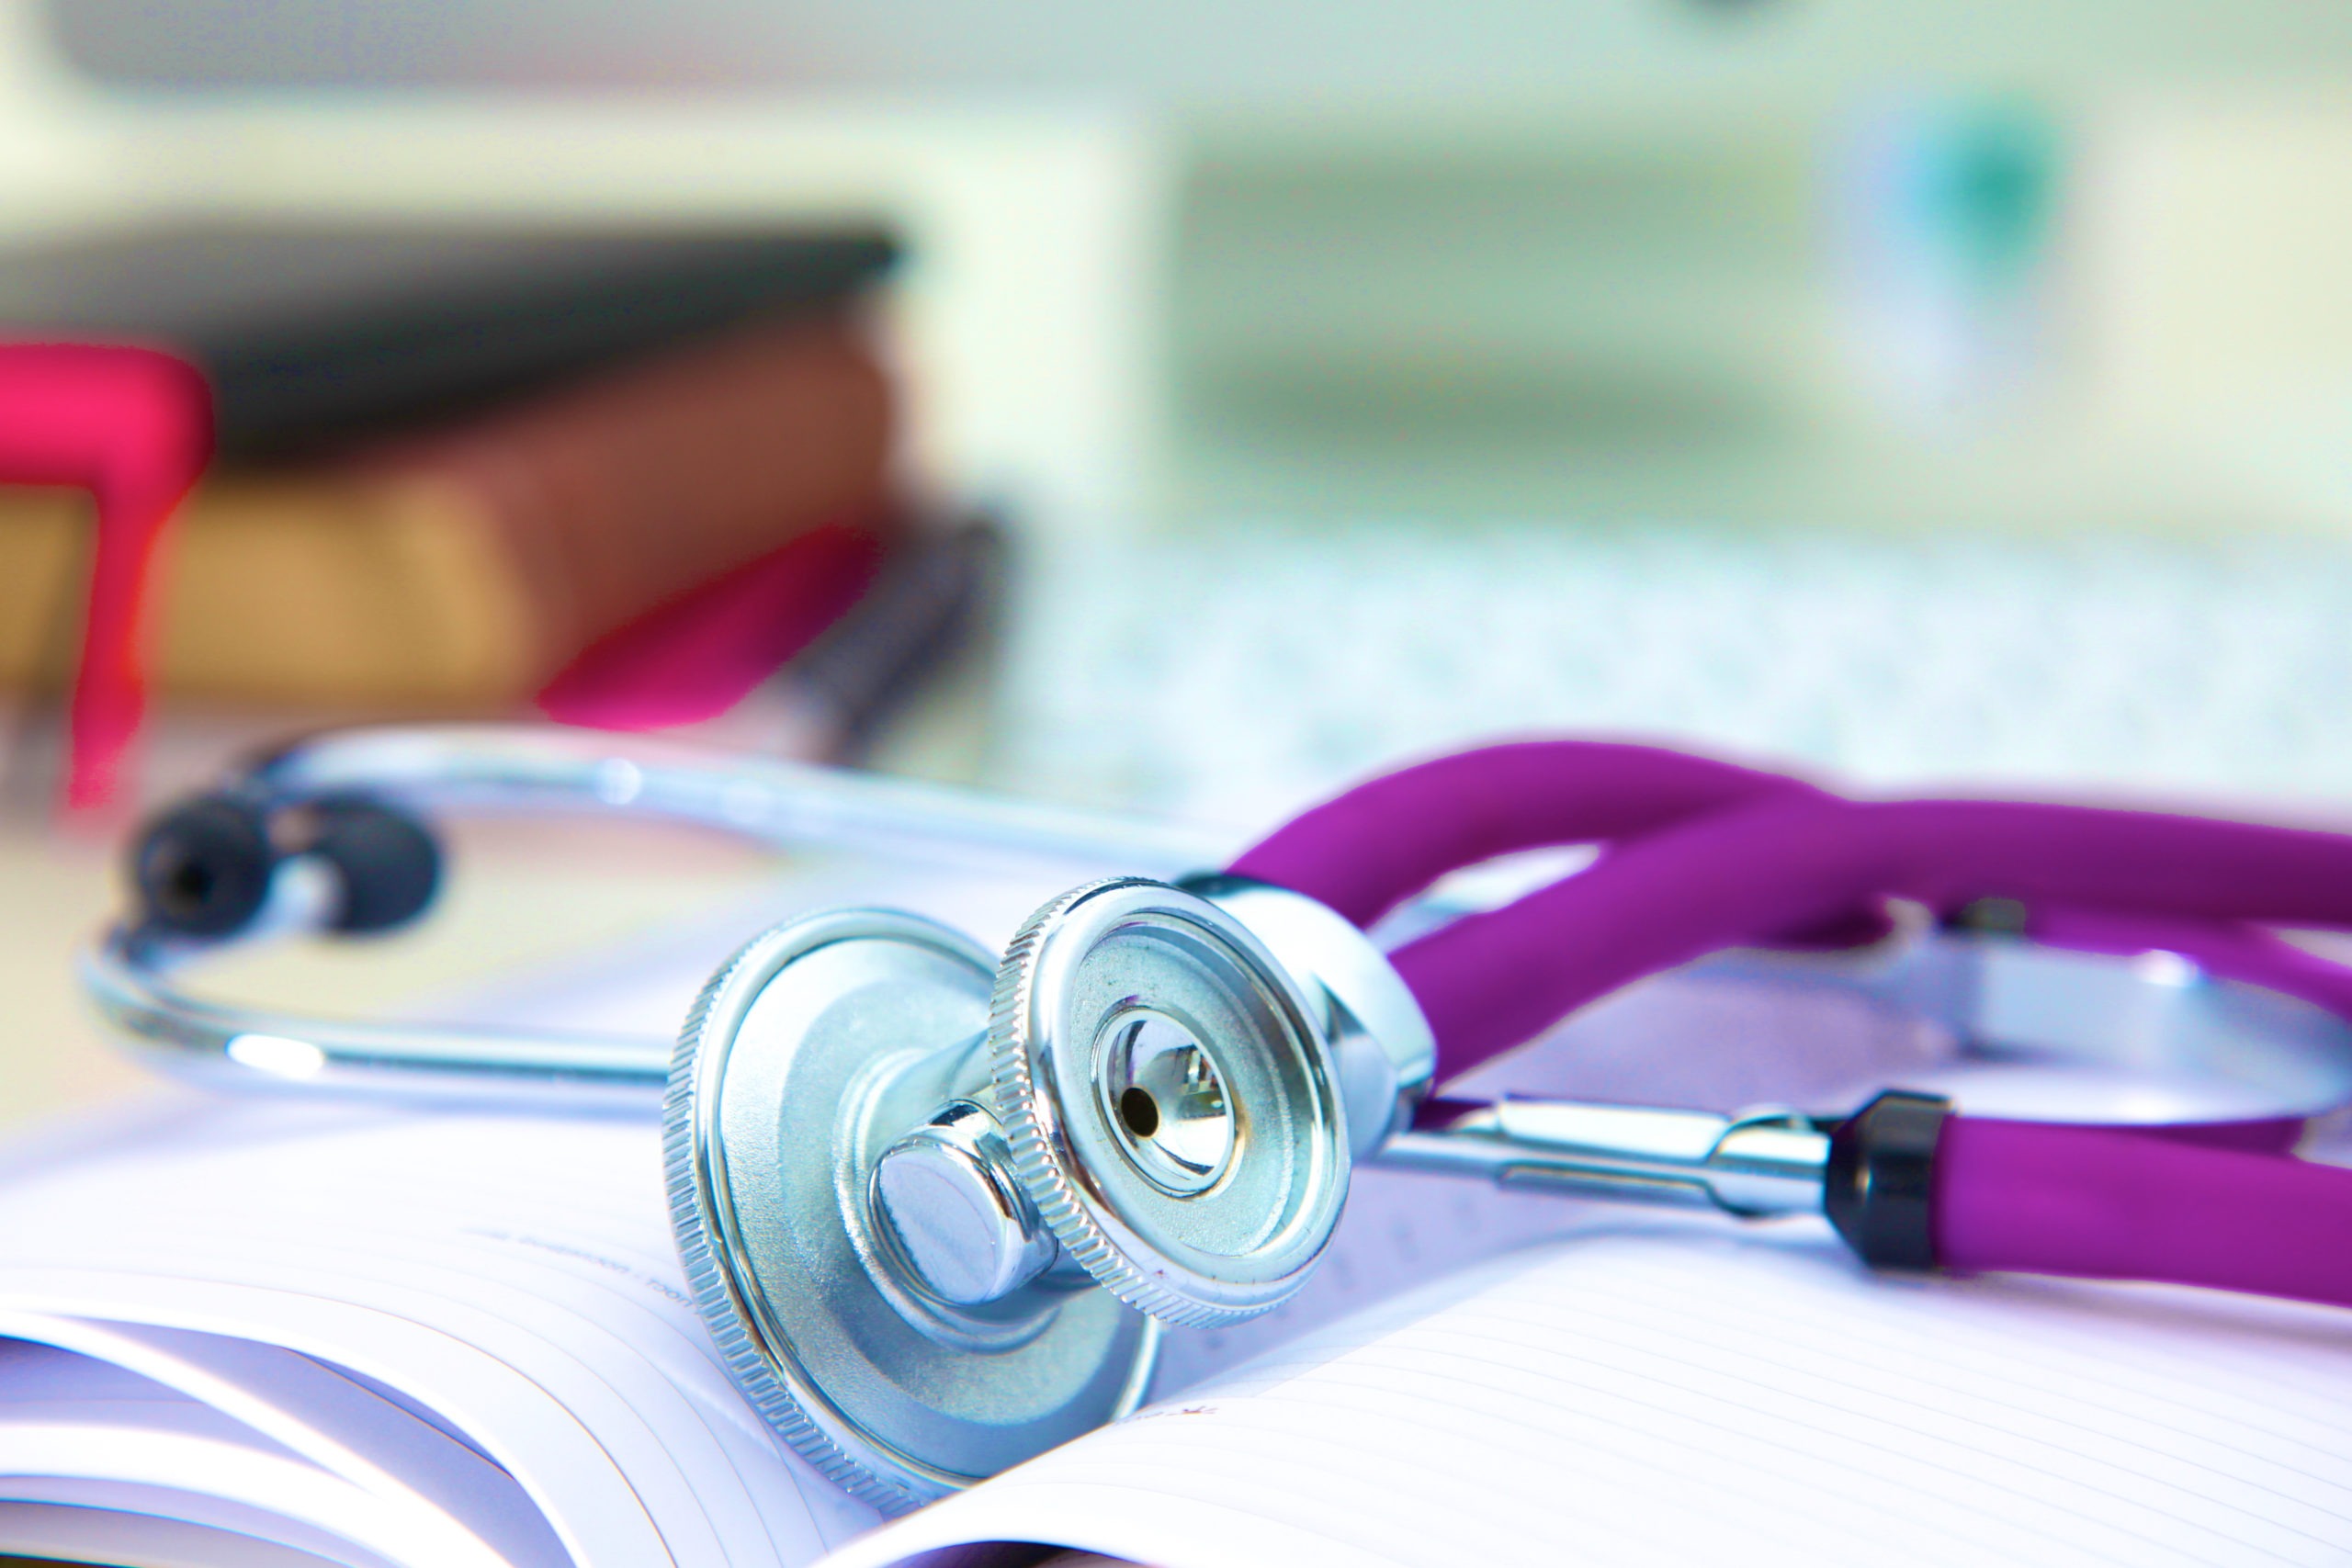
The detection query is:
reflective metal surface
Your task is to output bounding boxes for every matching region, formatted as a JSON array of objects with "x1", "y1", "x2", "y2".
[
  {"x1": 83, "y1": 923, "x2": 671, "y2": 1107},
  {"x1": 1382, "y1": 1102, "x2": 1832, "y2": 1217},
  {"x1": 1095, "y1": 1007, "x2": 1238, "y2": 1195},
  {"x1": 988, "y1": 878, "x2": 1351, "y2": 1328},
  {"x1": 665, "y1": 908, "x2": 1157, "y2": 1515},
  {"x1": 252, "y1": 723, "x2": 1220, "y2": 873},
  {"x1": 871, "y1": 1100, "x2": 1057, "y2": 1305},
  {"x1": 1180, "y1": 873, "x2": 1438, "y2": 1157}
]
